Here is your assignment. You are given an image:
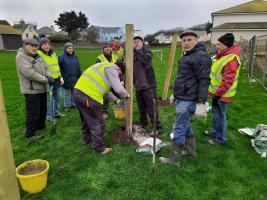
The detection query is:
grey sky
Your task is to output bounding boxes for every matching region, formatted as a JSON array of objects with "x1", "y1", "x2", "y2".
[{"x1": 1, "y1": 0, "x2": 247, "y2": 35}]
